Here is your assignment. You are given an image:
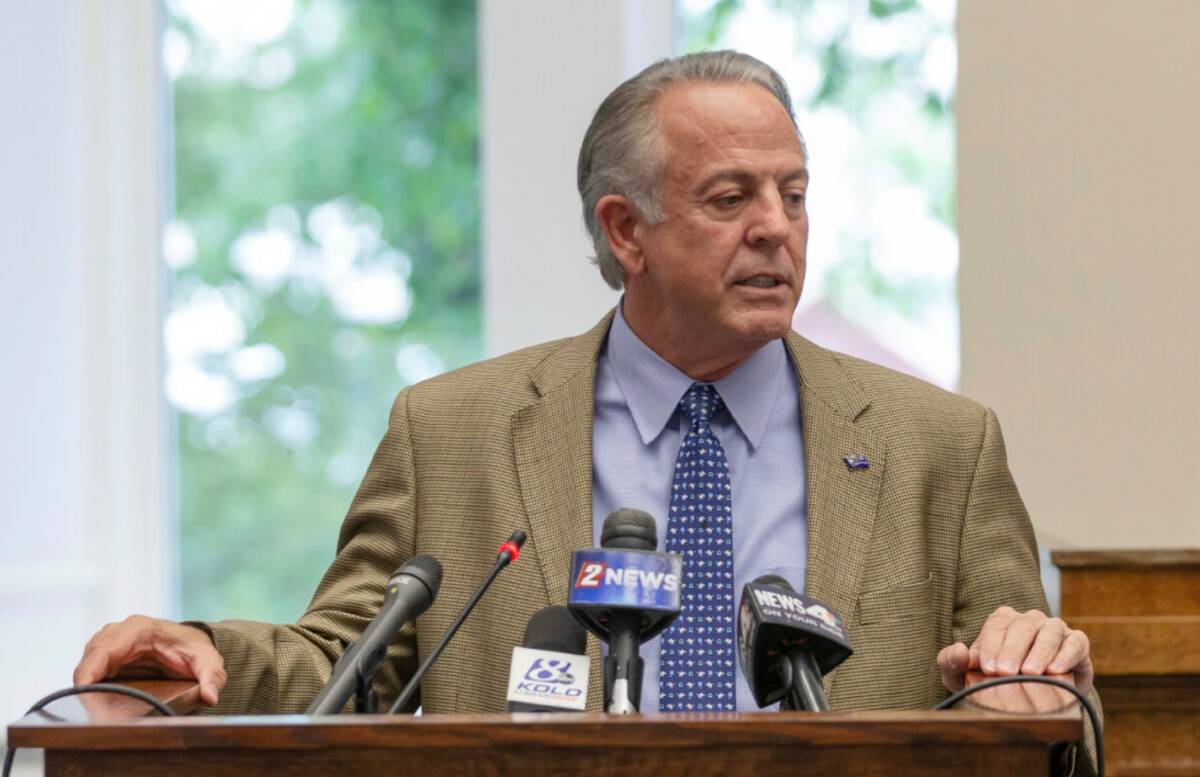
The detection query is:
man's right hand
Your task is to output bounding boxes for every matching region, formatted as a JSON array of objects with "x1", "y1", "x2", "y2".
[{"x1": 73, "y1": 615, "x2": 227, "y2": 706}]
